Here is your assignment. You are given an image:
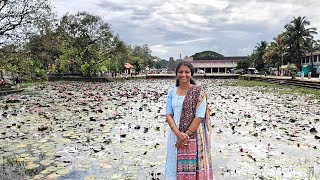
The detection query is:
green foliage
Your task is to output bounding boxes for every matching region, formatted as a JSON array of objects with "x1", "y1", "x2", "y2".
[
  {"x1": 286, "y1": 63, "x2": 297, "y2": 79},
  {"x1": 254, "y1": 41, "x2": 268, "y2": 70},
  {"x1": 167, "y1": 59, "x2": 179, "y2": 71},
  {"x1": 34, "y1": 68, "x2": 46, "y2": 78},
  {"x1": 154, "y1": 59, "x2": 168, "y2": 69},
  {"x1": 130, "y1": 57, "x2": 142, "y2": 72},
  {"x1": 263, "y1": 33, "x2": 286, "y2": 68},
  {"x1": 236, "y1": 58, "x2": 252, "y2": 70},
  {"x1": 192, "y1": 51, "x2": 224, "y2": 60},
  {"x1": 80, "y1": 62, "x2": 90, "y2": 76},
  {"x1": 284, "y1": 16, "x2": 318, "y2": 65},
  {"x1": 128, "y1": 44, "x2": 154, "y2": 70}
]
